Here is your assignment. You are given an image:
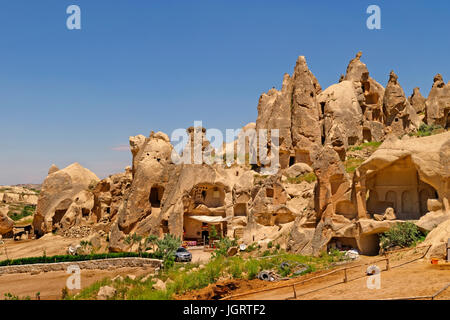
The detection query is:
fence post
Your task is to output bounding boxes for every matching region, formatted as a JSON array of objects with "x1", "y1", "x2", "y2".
[
  {"x1": 386, "y1": 258, "x2": 390, "y2": 271},
  {"x1": 292, "y1": 284, "x2": 297, "y2": 299},
  {"x1": 343, "y1": 268, "x2": 348, "y2": 283}
]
